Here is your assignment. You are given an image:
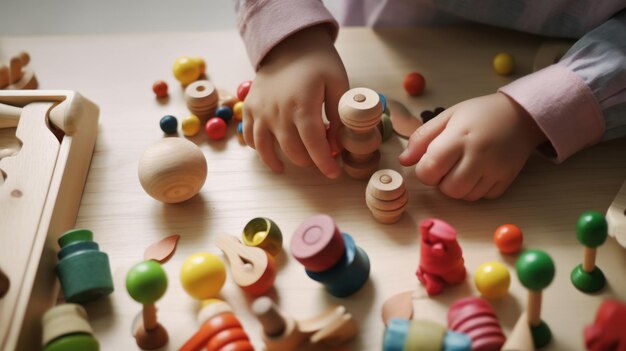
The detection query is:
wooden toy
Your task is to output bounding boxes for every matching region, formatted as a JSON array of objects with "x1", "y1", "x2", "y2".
[
  {"x1": 403, "y1": 72, "x2": 425, "y2": 96},
  {"x1": 0, "y1": 52, "x2": 38, "y2": 90},
  {"x1": 383, "y1": 318, "x2": 449, "y2": 351},
  {"x1": 571, "y1": 211, "x2": 608, "y2": 292},
  {"x1": 291, "y1": 214, "x2": 346, "y2": 272},
  {"x1": 125, "y1": 260, "x2": 169, "y2": 350},
  {"x1": 233, "y1": 101, "x2": 244, "y2": 121},
  {"x1": 606, "y1": 178, "x2": 626, "y2": 247},
  {"x1": 184, "y1": 80, "x2": 219, "y2": 119},
  {"x1": 493, "y1": 52, "x2": 515, "y2": 75},
  {"x1": 0, "y1": 101, "x2": 22, "y2": 128},
  {"x1": 387, "y1": 99, "x2": 422, "y2": 139},
  {"x1": 243, "y1": 217, "x2": 283, "y2": 256},
  {"x1": 237, "y1": 80, "x2": 253, "y2": 101},
  {"x1": 366, "y1": 169, "x2": 408, "y2": 224},
  {"x1": 252, "y1": 296, "x2": 357, "y2": 351},
  {"x1": 173, "y1": 56, "x2": 202, "y2": 85},
  {"x1": 236, "y1": 121, "x2": 245, "y2": 144},
  {"x1": 204, "y1": 117, "x2": 227, "y2": 140},
  {"x1": 447, "y1": 297, "x2": 506, "y2": 351},
  {"x1": 420, "y1": 107, "x2": 446, "y2": 124},
  {"x1": 144, "y1": 234, "x2": 180, "y2": 263},
  {"x1": 137, "y1": 137, "x2": 207, "y2": 203},
  {"x1": 378, "y1": 92, "x2": 388, "y2": 112},
  {"x1": 41, "y1": 304, "x2": 99, "y2": 351},
  {"x1": 381, "y1": 290, "x2": 414, "y2": 326},
  {"x1": 0, "y1": 90, "x2": 99, "y2": 351},
  {"x1": 215, "y1": 235, "x2": 276, "y2": 295},
  {"x1": 180, "y1": 299, "x2": 253, "y2": 351},
  {"x1": 533, "y1": 41, "x2": 573, "y2": 72},
  {"x1": 190, "y1": 56, "x2": 206, "y2": 76},
  {"x1": 339, "y1": 87, "x2": 383, "y2": 179},
  {"x1": 56, "y1": 228, "x2": 114, "y2": 303},
  {"x1": 416, "y1": 218, "x2": 467, "y2": 296},
  {"x1": 378, "y1": 111, "x2": 394, "y2": 141},
  {"x1": 584, "y1": 299, "x2": 626, "y2": 351},
  {"x1": 215, "y1": 106, "x2": 233, "y2": 122},
  {"x1": 474, "y1": 261, "x2": 510, "y2": 299},
  {"x1": 182, "y1": 115, "x2": 201, "y2": 137},
  {"x1": 180, "y1": 252, "x2": 226, "y2": 300},
  {"x1": 159, "y1": 115, "x2": 178, "y2": 134},
  {"x1": 152, "y1": 80, "x2": 168, "y2": 99},
  {"x1": 494, "y1": 224, "x2": 524, "y2": 254},
  {"x1": 515, "y1": 249, "x2": 555, "y2": 349},
  {"x1": 444, "y1": 331, "x2": 472, "y2": 351},
  {"x1": 501, "y1": 313, "x2": 534, "y2": 351}
]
